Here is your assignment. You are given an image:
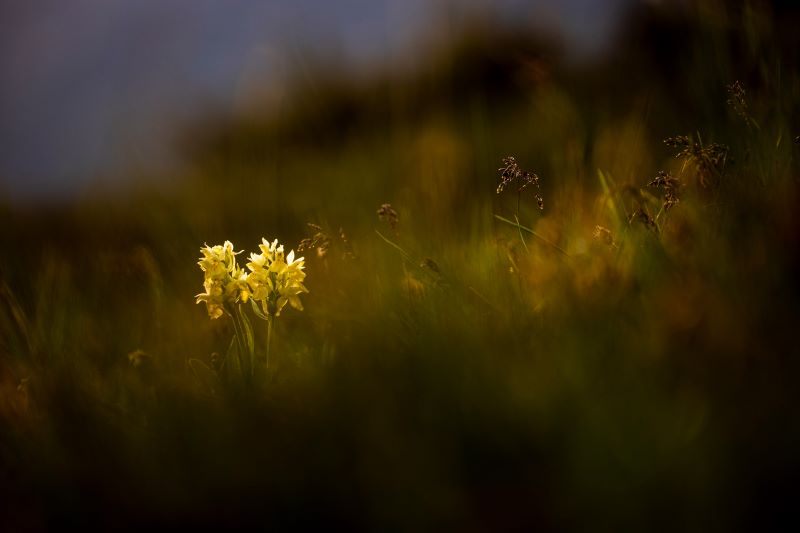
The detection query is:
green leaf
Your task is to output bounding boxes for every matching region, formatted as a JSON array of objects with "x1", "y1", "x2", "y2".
[
  {"x1": 237, "y1": 305, "x2": 254, "y2": 358},
  {"x1": 597, "y1": 169, "x2": 623, "y2": 228},
  {"x1": 226, "y1": 335, "x2": 242, "y2": 383},
  {"x1": 250, "y1": 298, "x2": 268, "y2": 320}
]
